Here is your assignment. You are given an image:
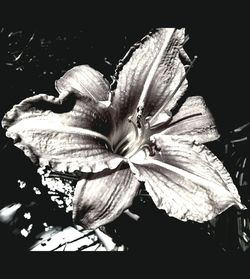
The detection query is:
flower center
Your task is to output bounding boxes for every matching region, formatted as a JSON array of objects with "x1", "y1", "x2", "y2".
[
  {"x1": 112, "y1": 112, "x2": 162, "y2": 159},
  {"x1": 111, "y1": 53, "x2": 197, "y2": 159},
  {"x1": 113, "y1": 115, "x2": 148, "y2": 158}
]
